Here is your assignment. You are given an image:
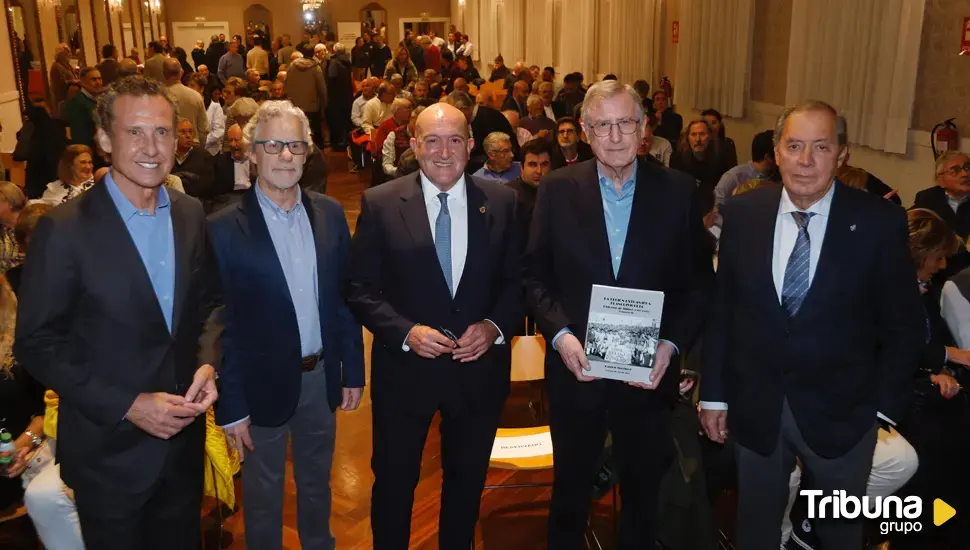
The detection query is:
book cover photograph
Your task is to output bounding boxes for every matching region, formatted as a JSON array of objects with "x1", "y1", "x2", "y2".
[{"x1": 583, "y1": 284, "x2": 665, "y2": 384}]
